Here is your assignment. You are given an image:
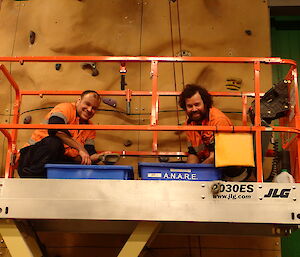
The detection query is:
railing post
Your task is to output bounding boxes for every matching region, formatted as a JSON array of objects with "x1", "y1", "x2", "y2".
[
  {"x1": 291, "y1": 67, "x2": 300, "y2": 182},
  {"x1": 254, "y1": 61, "x2": 263, "y2": 182},
  {"x1": 0, "y1": 64, "x2": 21, "y2": 178},
  {"x1": 150, "y1": 61, "x2": 159, "y2": 151},
  {"x1": 0, "y1": 129, "x2": 13, "y2": 179},
  {"x1": 242, "y1": 94, "x2": 248, "y2": 126}
]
